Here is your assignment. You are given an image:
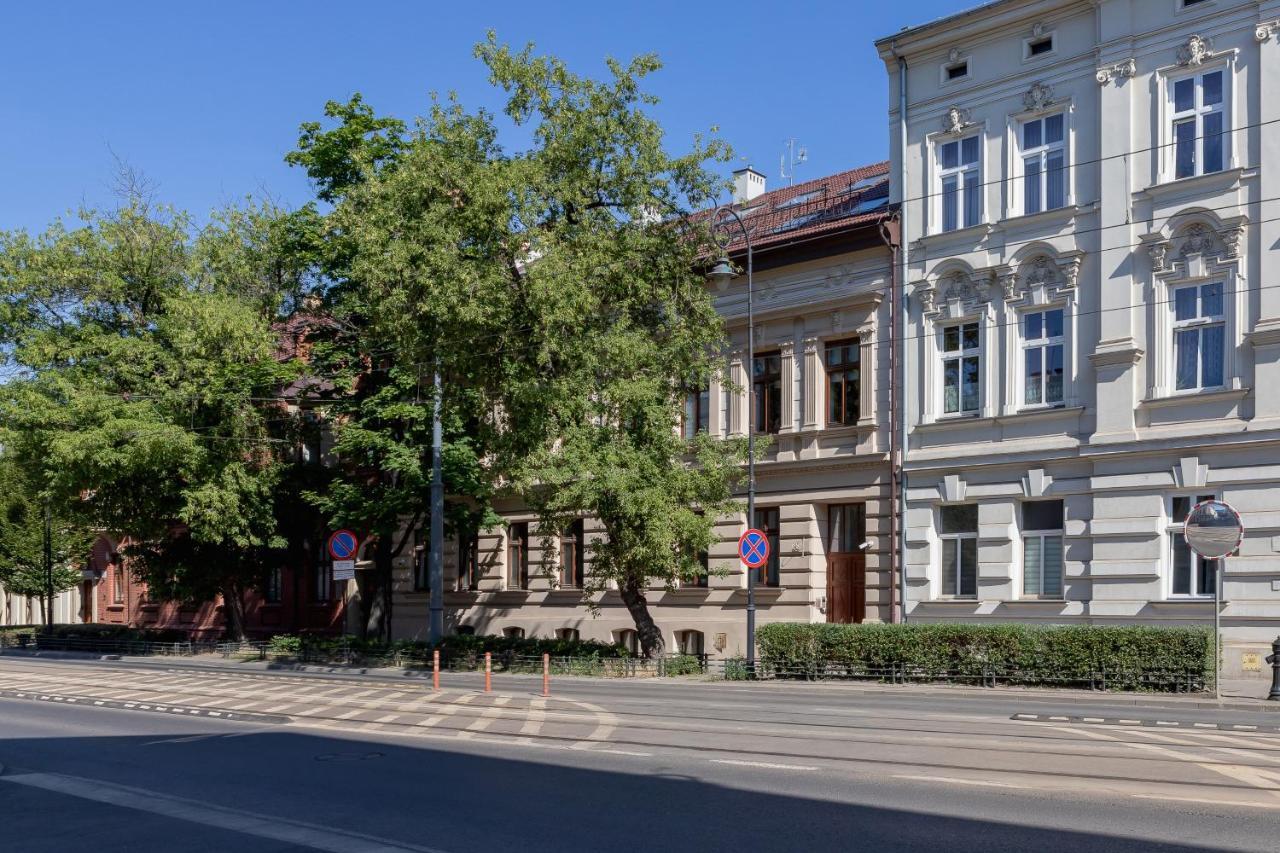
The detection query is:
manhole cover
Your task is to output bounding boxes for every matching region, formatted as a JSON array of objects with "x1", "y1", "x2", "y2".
[{"x1": 315, "y1": 751, "x2": 384, "y2": 762}]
